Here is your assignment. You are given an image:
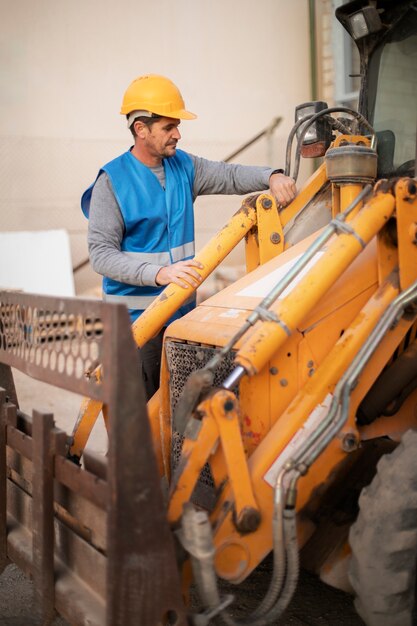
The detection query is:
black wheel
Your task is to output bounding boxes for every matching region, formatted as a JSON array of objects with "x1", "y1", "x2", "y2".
[{"x1": 349, "y1": 429, "x2": 417, "y2": 626}]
